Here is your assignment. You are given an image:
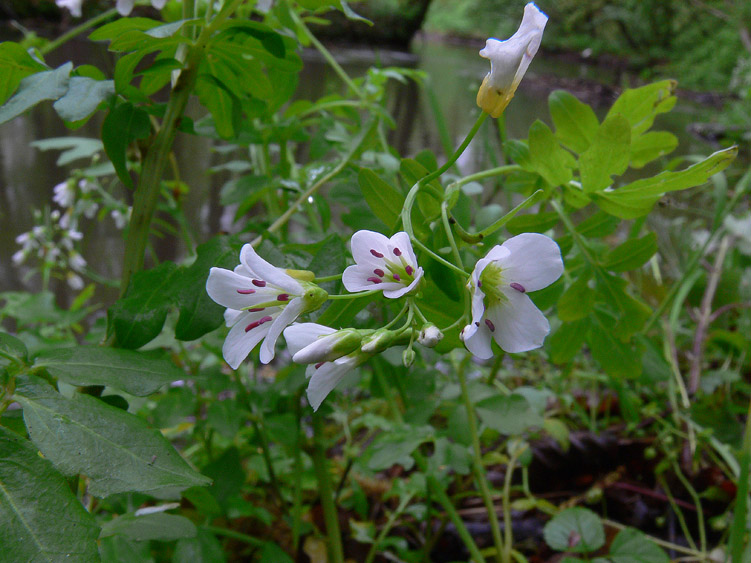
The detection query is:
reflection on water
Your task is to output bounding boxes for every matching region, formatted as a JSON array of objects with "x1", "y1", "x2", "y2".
[{"x1": 0, "y1": 36, "x2": 717, "y2": 307}]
